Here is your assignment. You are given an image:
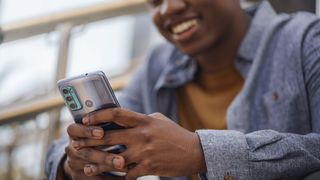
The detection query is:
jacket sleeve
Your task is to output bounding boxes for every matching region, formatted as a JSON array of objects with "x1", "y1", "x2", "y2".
[
  {"x1": 196, "y1": 130, "x2": 320, "y2": 180},
  {"x1": 45, "y1": 135, "x2": 69, "y2": 180},
  {"x1": 196, "y1": 20, "x2": 320, "y2": 180}
]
